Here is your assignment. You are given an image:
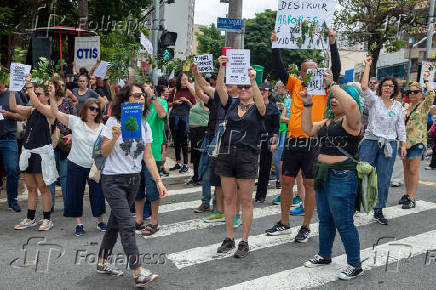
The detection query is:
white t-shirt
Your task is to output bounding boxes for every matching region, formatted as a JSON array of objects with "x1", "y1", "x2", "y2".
[
  {"x1": 67, "y1": 115, "x2": 104, "y2": 168},
  {"x1": 101, "y1": 117, "x2": 153, "y2": 175}
]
